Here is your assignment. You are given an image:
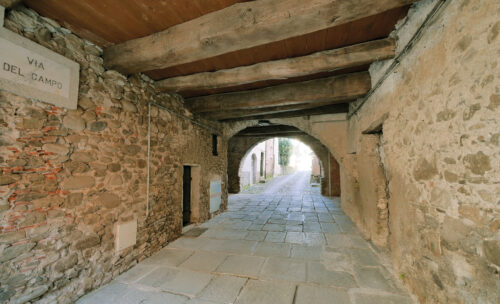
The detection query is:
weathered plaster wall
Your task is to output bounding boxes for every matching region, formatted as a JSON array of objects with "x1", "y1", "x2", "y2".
[
  {"x1": 239, "y1": 140, "x2": 266, "y2": 187},
  {"x1": 348, "y1": 0, "x2": 499, "y2": 302},
  {"x1": 0, "y1": 6, "x2": 227, "y2": 303}
]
